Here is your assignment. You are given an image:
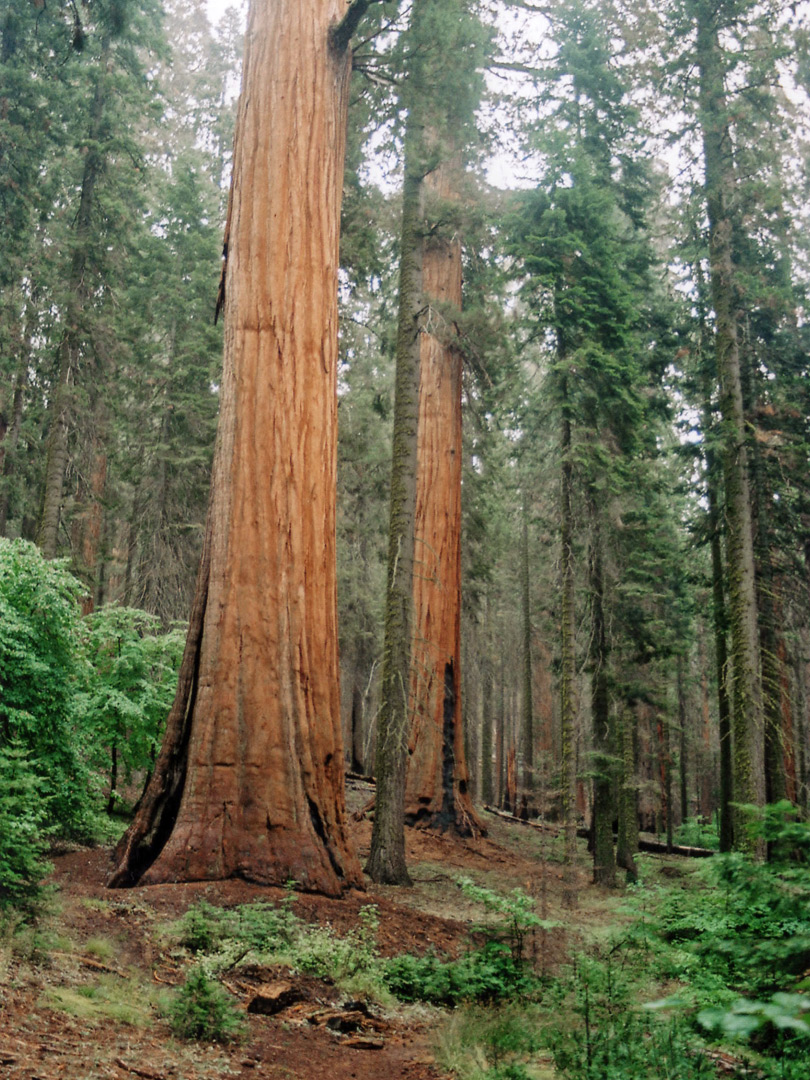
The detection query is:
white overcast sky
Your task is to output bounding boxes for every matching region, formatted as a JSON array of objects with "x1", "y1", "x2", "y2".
[{"x1": 205, "y1": 0, "x2": 244, "y2": 25}]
